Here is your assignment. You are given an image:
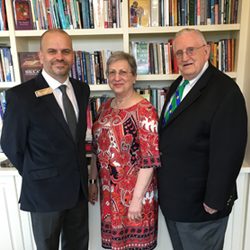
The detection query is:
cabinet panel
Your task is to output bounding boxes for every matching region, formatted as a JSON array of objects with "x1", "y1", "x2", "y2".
[{"x1": 0, "y1": 175, "x2": 24, "y2": 250}]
